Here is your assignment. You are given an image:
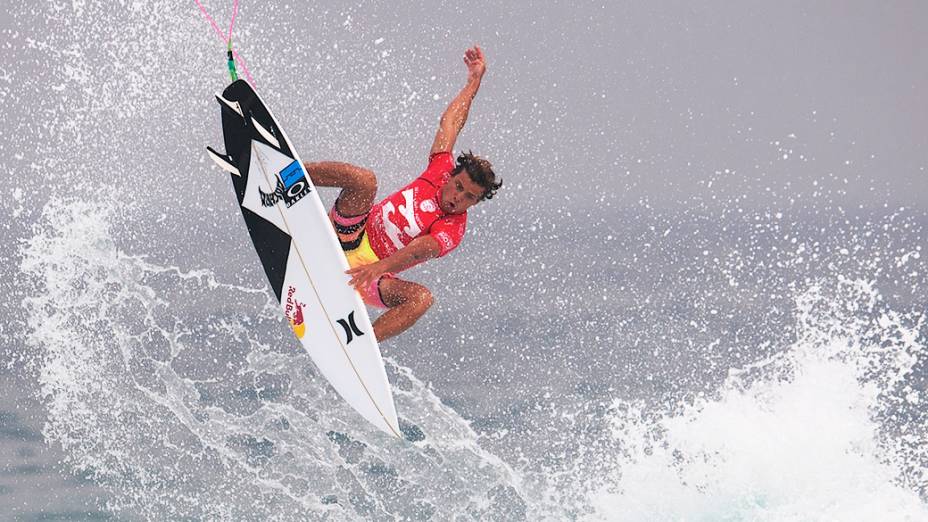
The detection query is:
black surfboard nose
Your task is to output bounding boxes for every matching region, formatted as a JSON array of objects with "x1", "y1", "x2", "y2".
[{"x1": 215, "y1": 93, "x2": 245, "y2": 119}]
